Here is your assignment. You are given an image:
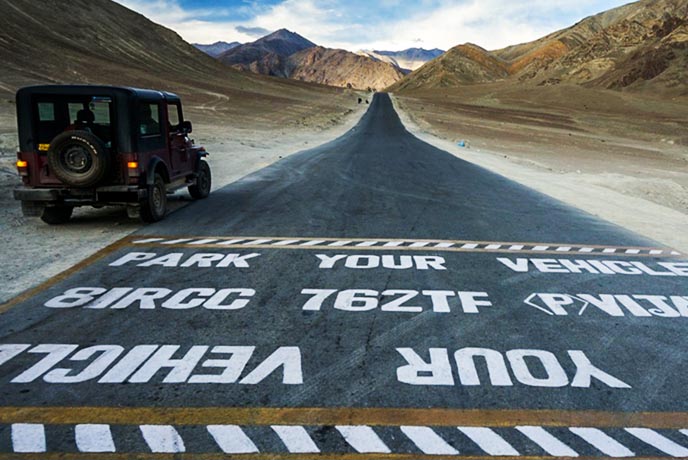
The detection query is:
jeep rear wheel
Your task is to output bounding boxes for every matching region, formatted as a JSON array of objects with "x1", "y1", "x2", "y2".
[
  {"x1": 47, "y1": 131, "x2": 110, "y2": 187},
  {"x1": 140, "y1": 173, "x2": 167, "y2": 223},
  {"x1": 188, "y1": 160, "x2": 211, "y2": 199},
  {"x1": 40, "y1": 205, "x2": 73, "y2": 224}
]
